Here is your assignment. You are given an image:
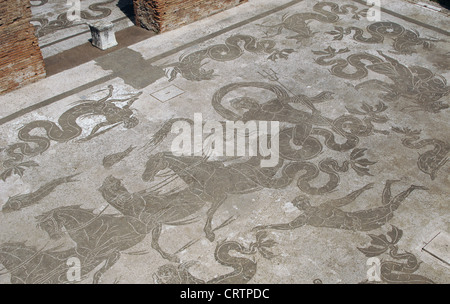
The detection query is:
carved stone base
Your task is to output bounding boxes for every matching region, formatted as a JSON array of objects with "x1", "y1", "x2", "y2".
[{"x1": 89, "y1": 21, "x2": 118, "y2": 50}]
